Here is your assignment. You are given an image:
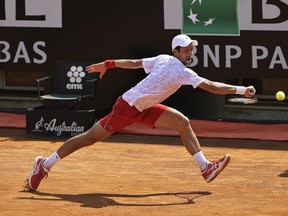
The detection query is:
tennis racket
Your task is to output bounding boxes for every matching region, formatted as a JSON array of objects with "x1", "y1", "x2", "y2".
[
  {"x1": 228, "y1": 90, "x2": 257, "y2": 104},
  {"x1": 228, "y1": 97, "x2": 258, "y2": 104}
]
